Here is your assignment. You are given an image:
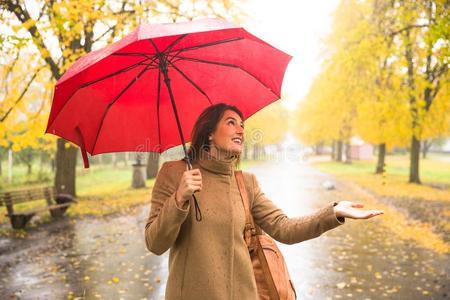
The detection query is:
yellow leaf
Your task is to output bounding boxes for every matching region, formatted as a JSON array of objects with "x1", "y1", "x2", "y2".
[{"x1": 336, "y1": 282, "x2": 346, "y2": 289}]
